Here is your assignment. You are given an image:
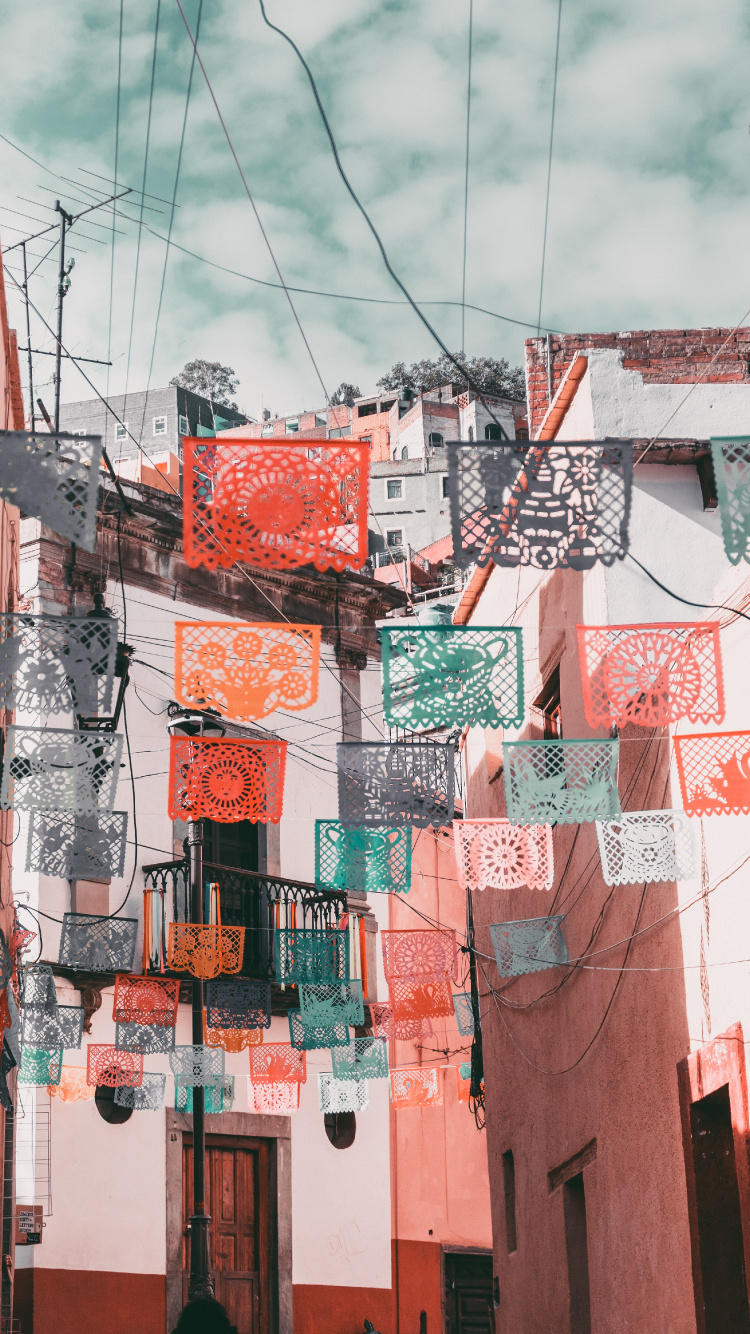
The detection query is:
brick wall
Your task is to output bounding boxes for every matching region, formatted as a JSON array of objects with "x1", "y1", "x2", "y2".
[{"x1": 525, "y1": 327, "x2": 750, "y2": 437}]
